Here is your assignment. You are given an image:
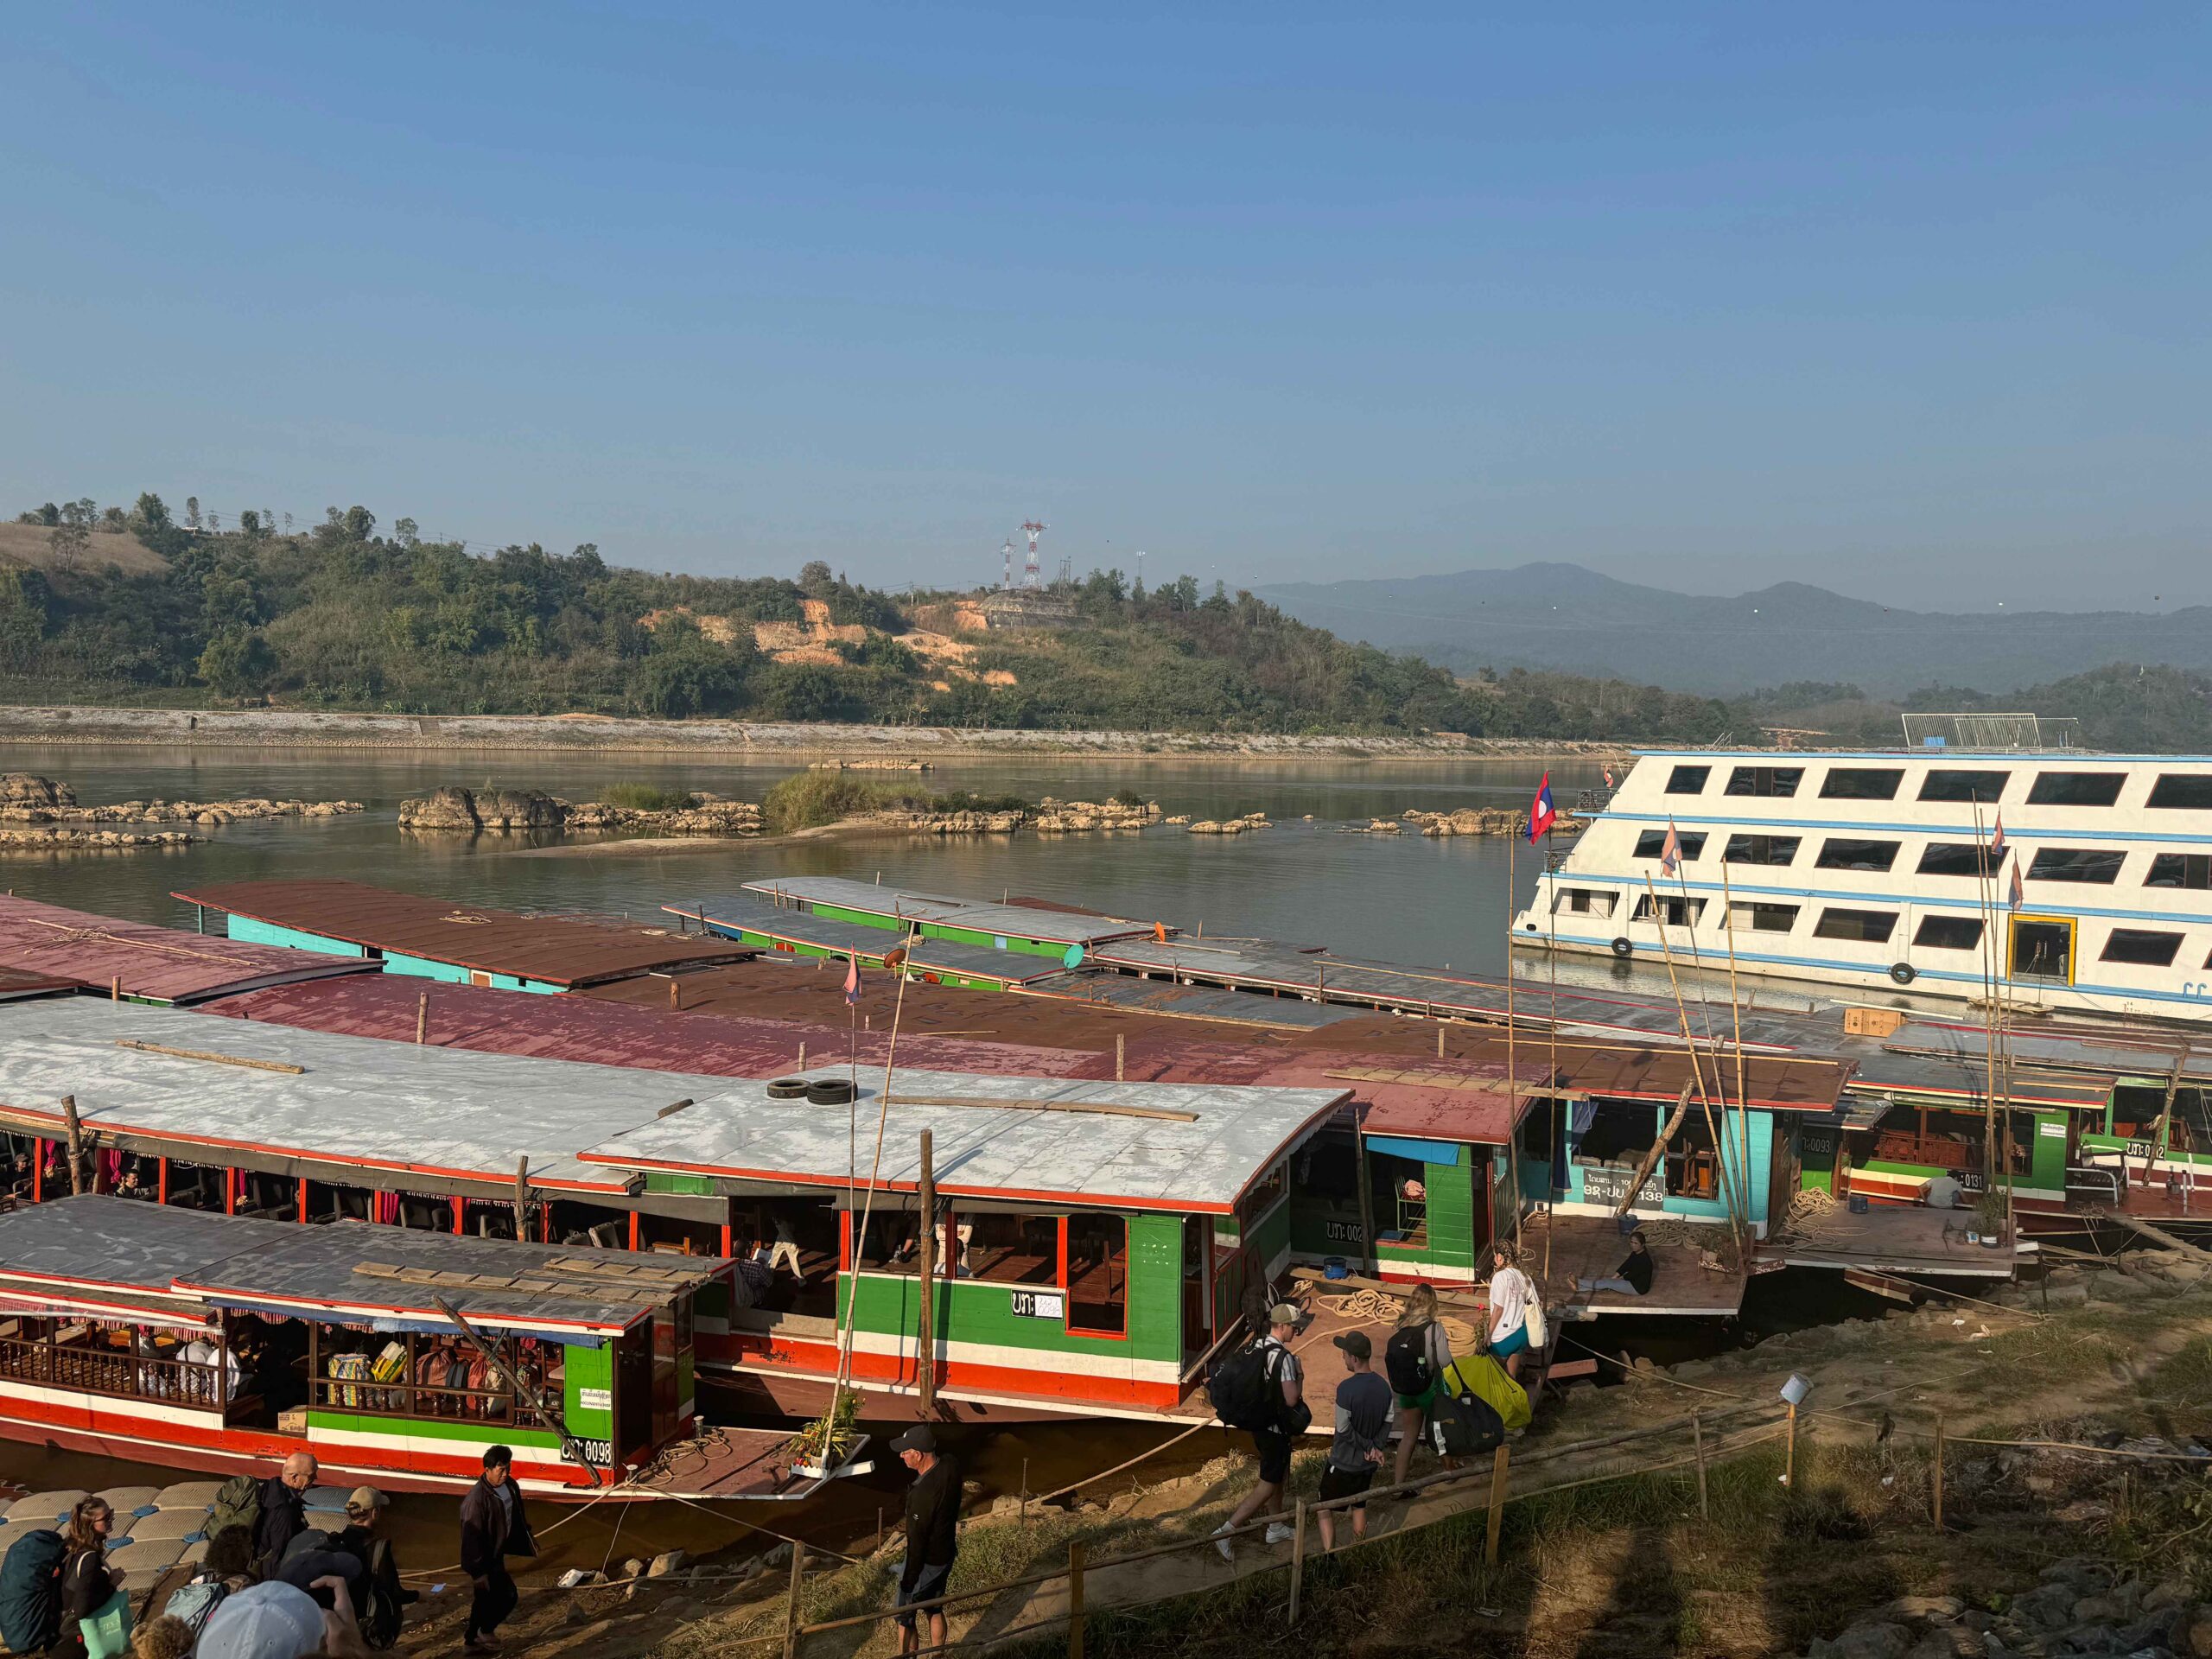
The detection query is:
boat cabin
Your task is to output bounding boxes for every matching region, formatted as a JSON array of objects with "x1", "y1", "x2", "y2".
[{"x1": 0, "y1": 1196, "x2": 730, "y2": 1494}]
